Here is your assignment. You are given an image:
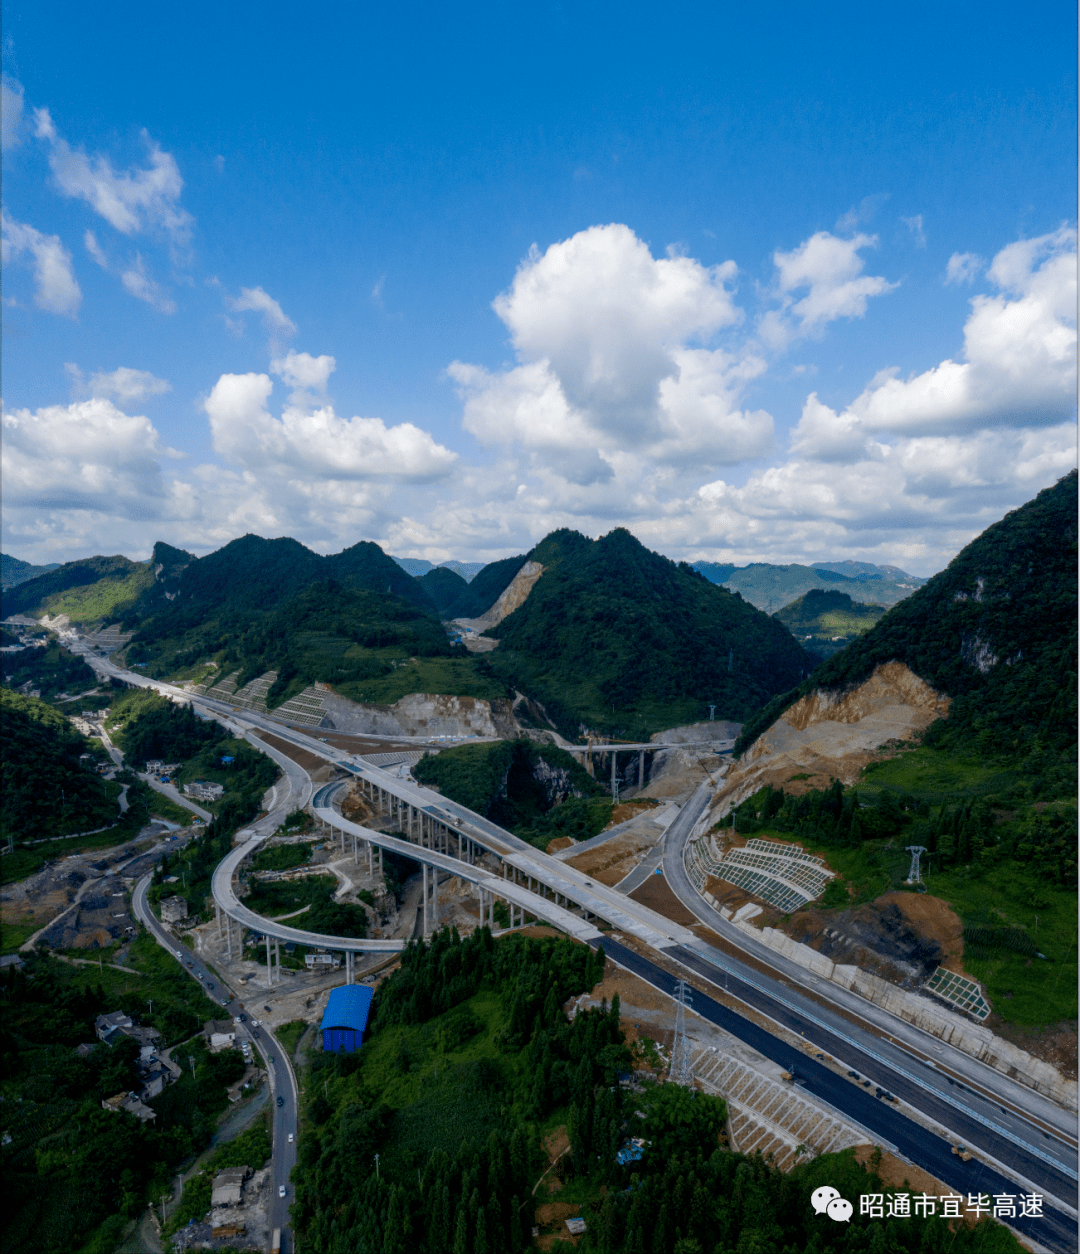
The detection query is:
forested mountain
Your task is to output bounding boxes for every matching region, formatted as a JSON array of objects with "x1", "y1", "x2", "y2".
[
  {"x1": 418, "y1": 565, "x2": 472, "y2": 615},
  {"x1": 736, "y1": 472, "x2": 1078, "y2": 757},
  {"x1": 1, "y1": 553, "x2": 156, "y2": 622},
  {"x1": 485, "y1": 528, "x2": 816, "y2": 738},
  {"x1": 1, "y1": 554, "x2": 62, "y2": 589},
  {"x1": 773, "y1": 588, "x2": 886, "y2": 659},
  {"x1": 6, "y1": 529, "x2": 822, "y2": 737},
  {"x1": 693, "y1": 560, "x2": 921, "y2": 613}
]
